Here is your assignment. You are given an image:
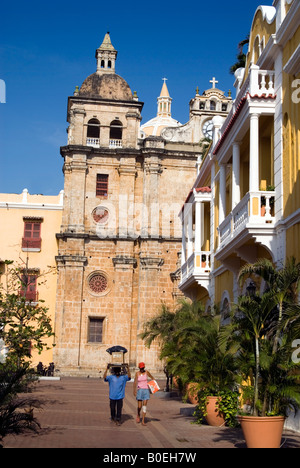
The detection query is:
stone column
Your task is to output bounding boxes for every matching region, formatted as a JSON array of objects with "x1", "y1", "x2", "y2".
[
  {"x1": 112, "y1": 253, "x2": 137, "y2": 365},
  {"x1": 118, "y1": 159, "x2": 137, "y2": 238},
  {"x1": 53, "y1": 254, "x2": 87, "y2": 372}
]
